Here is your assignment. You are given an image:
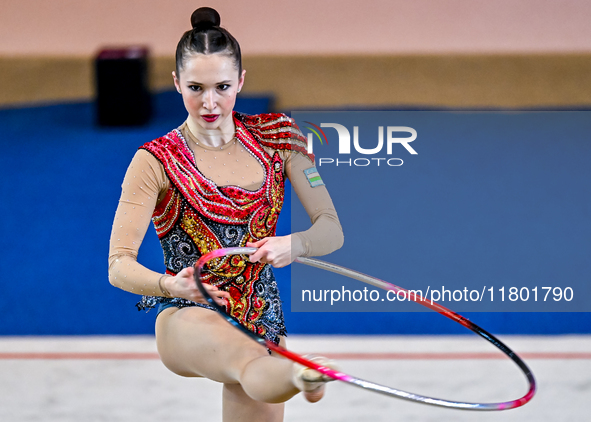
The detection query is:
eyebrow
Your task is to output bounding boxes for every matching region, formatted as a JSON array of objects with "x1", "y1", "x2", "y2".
[{"x1": 186, "y1": 80, "x2": 233, "y2": 84}]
